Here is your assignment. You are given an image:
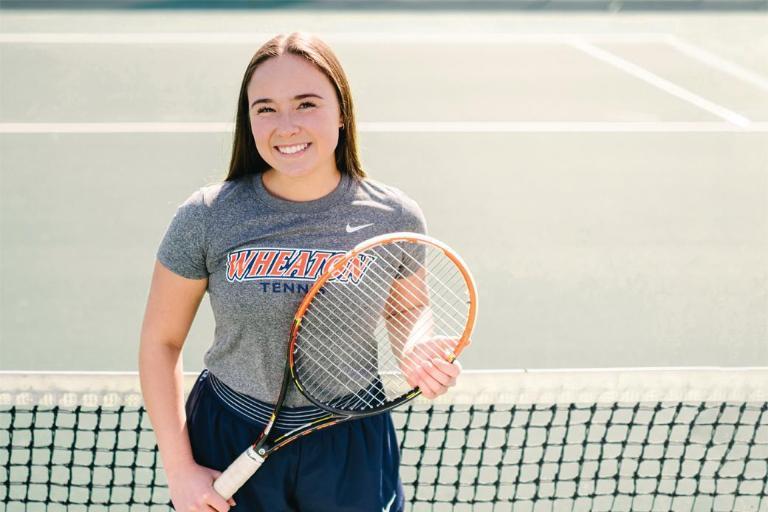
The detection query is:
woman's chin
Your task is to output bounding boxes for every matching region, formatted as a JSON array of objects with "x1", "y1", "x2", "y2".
[
  {"x1": 269, "y1": 167, "x2": 316, "y2": 180},
  {"x1": 267, "y1": 160, "x2": 337, "y2": 180}
]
